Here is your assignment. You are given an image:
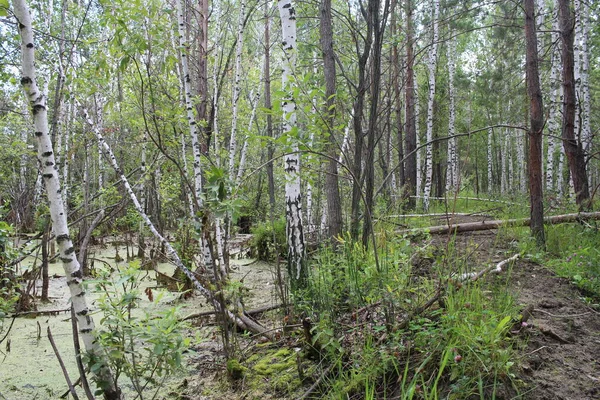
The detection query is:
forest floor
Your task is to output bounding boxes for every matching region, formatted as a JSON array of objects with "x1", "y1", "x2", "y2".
[
  {"x1": 183, "y1": 217, "x2": 600, "y2": 400},
  {"x1": 425, "y1": 219, "x2": 600, "y2": 400},
  {"x1": 2, "y1": 220, "x2": 600, "y2": 399}
]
